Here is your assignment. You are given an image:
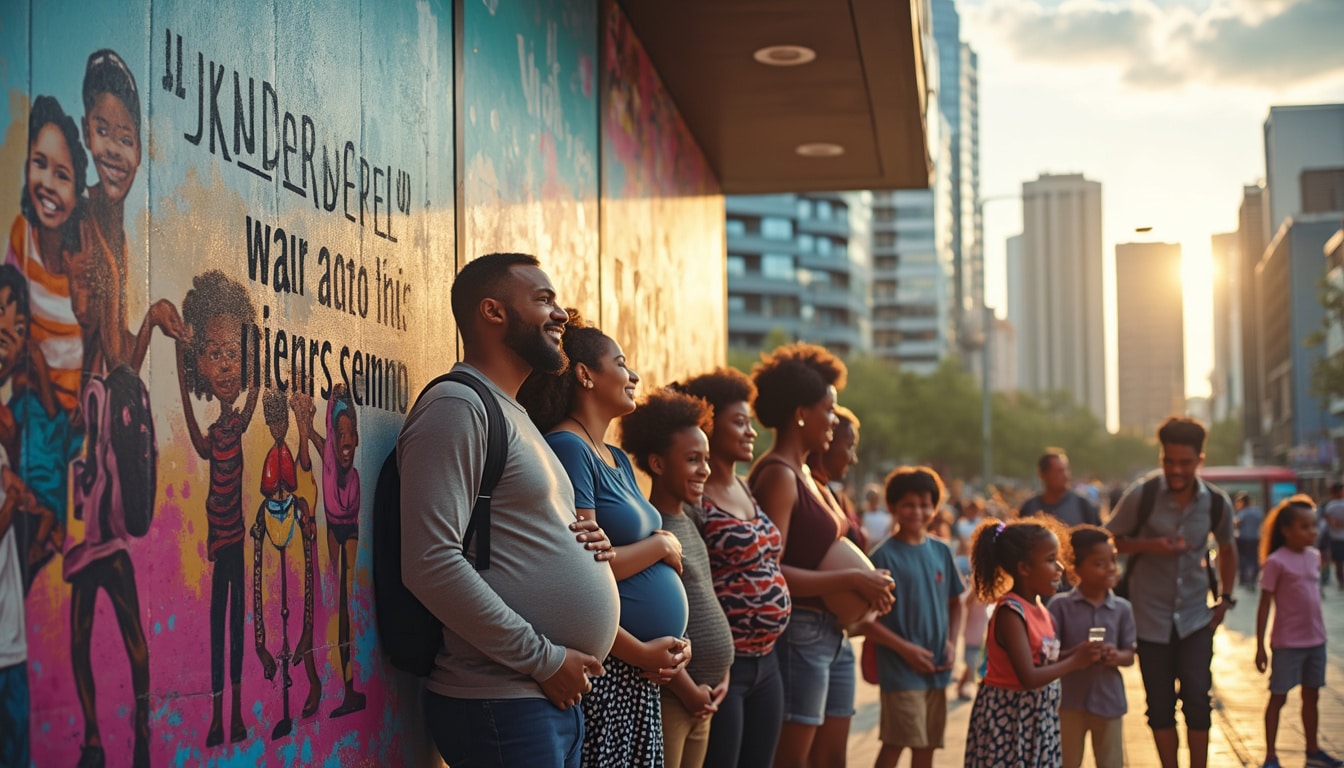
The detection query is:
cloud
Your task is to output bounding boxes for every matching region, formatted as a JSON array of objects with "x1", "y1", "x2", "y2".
[{"x1": 969, "y1": 0, "x2": 1344, "y2": 90}]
